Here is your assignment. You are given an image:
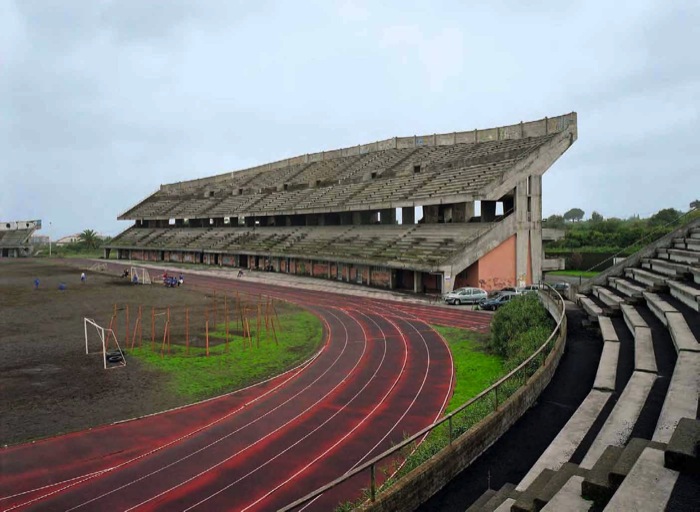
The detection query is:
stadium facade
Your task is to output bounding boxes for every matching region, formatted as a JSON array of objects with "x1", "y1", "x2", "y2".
[
  {"x1": 106, "y1": 113, "x2": 577, "y2": 294},
  {"x1": 0, "y1": 220, "x2": 41, "y2": 258}
]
